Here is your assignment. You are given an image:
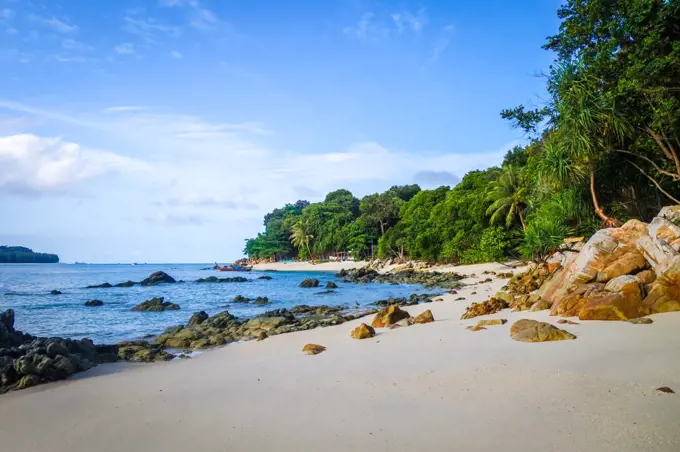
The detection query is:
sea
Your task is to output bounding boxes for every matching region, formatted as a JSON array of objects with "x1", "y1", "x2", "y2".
[{"x1": 0, "y1": 264, "x2": 434, "y2": 344}]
